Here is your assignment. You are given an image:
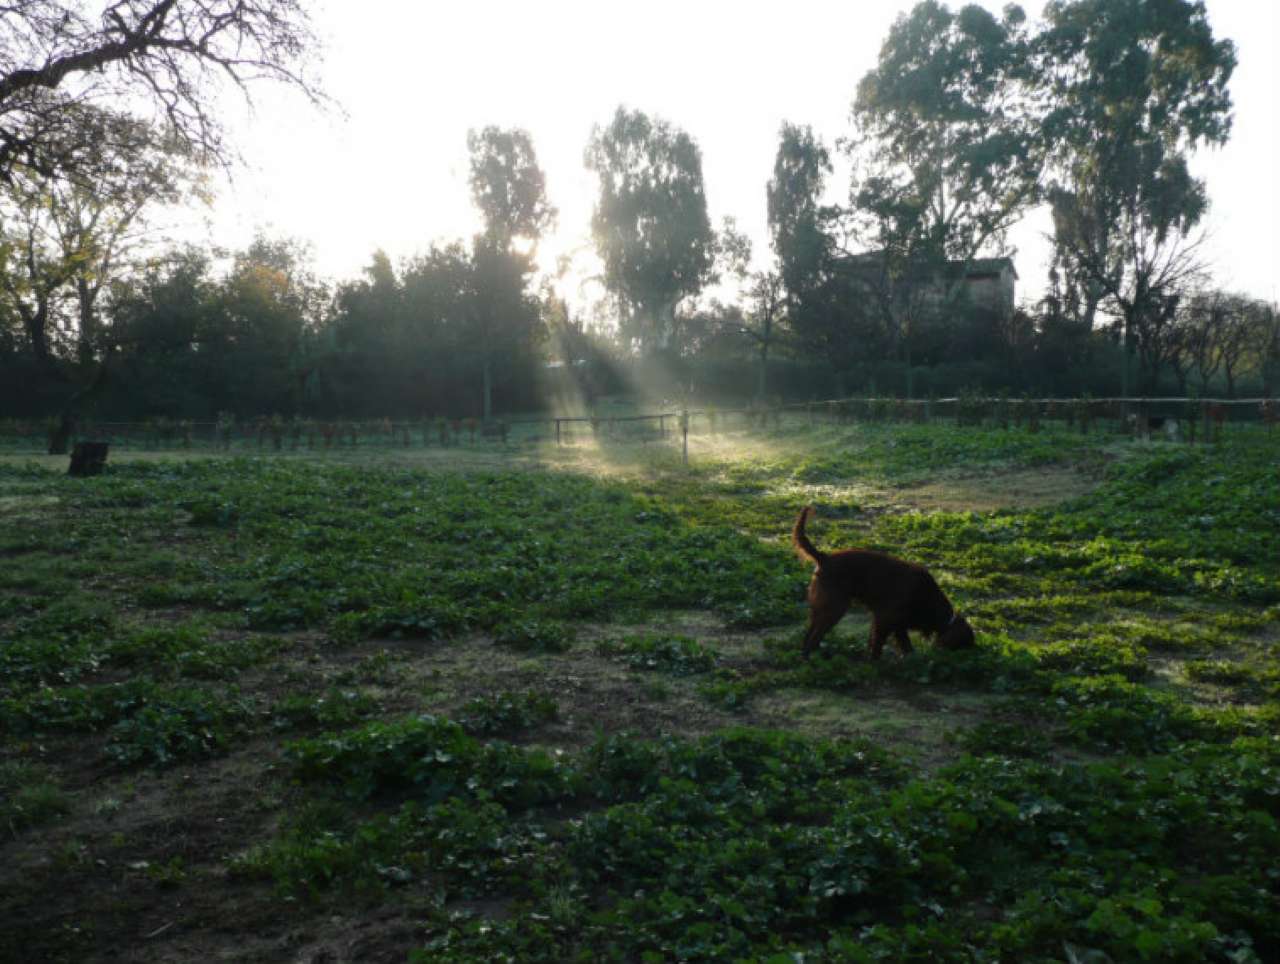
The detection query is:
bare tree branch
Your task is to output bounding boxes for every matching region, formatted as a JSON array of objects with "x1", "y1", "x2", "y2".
[{"x1": 0, "y1": 0, "x2": 323, "y2": 183}]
